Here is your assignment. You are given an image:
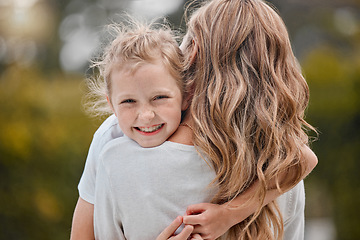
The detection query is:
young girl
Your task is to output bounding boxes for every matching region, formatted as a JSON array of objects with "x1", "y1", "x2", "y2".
[
  {"x1": 71, "y1": 0, "x2": 318, "y2": 239},
  {"x1": 88, "y1": 20, "x2": 217, "y2": 239}
]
